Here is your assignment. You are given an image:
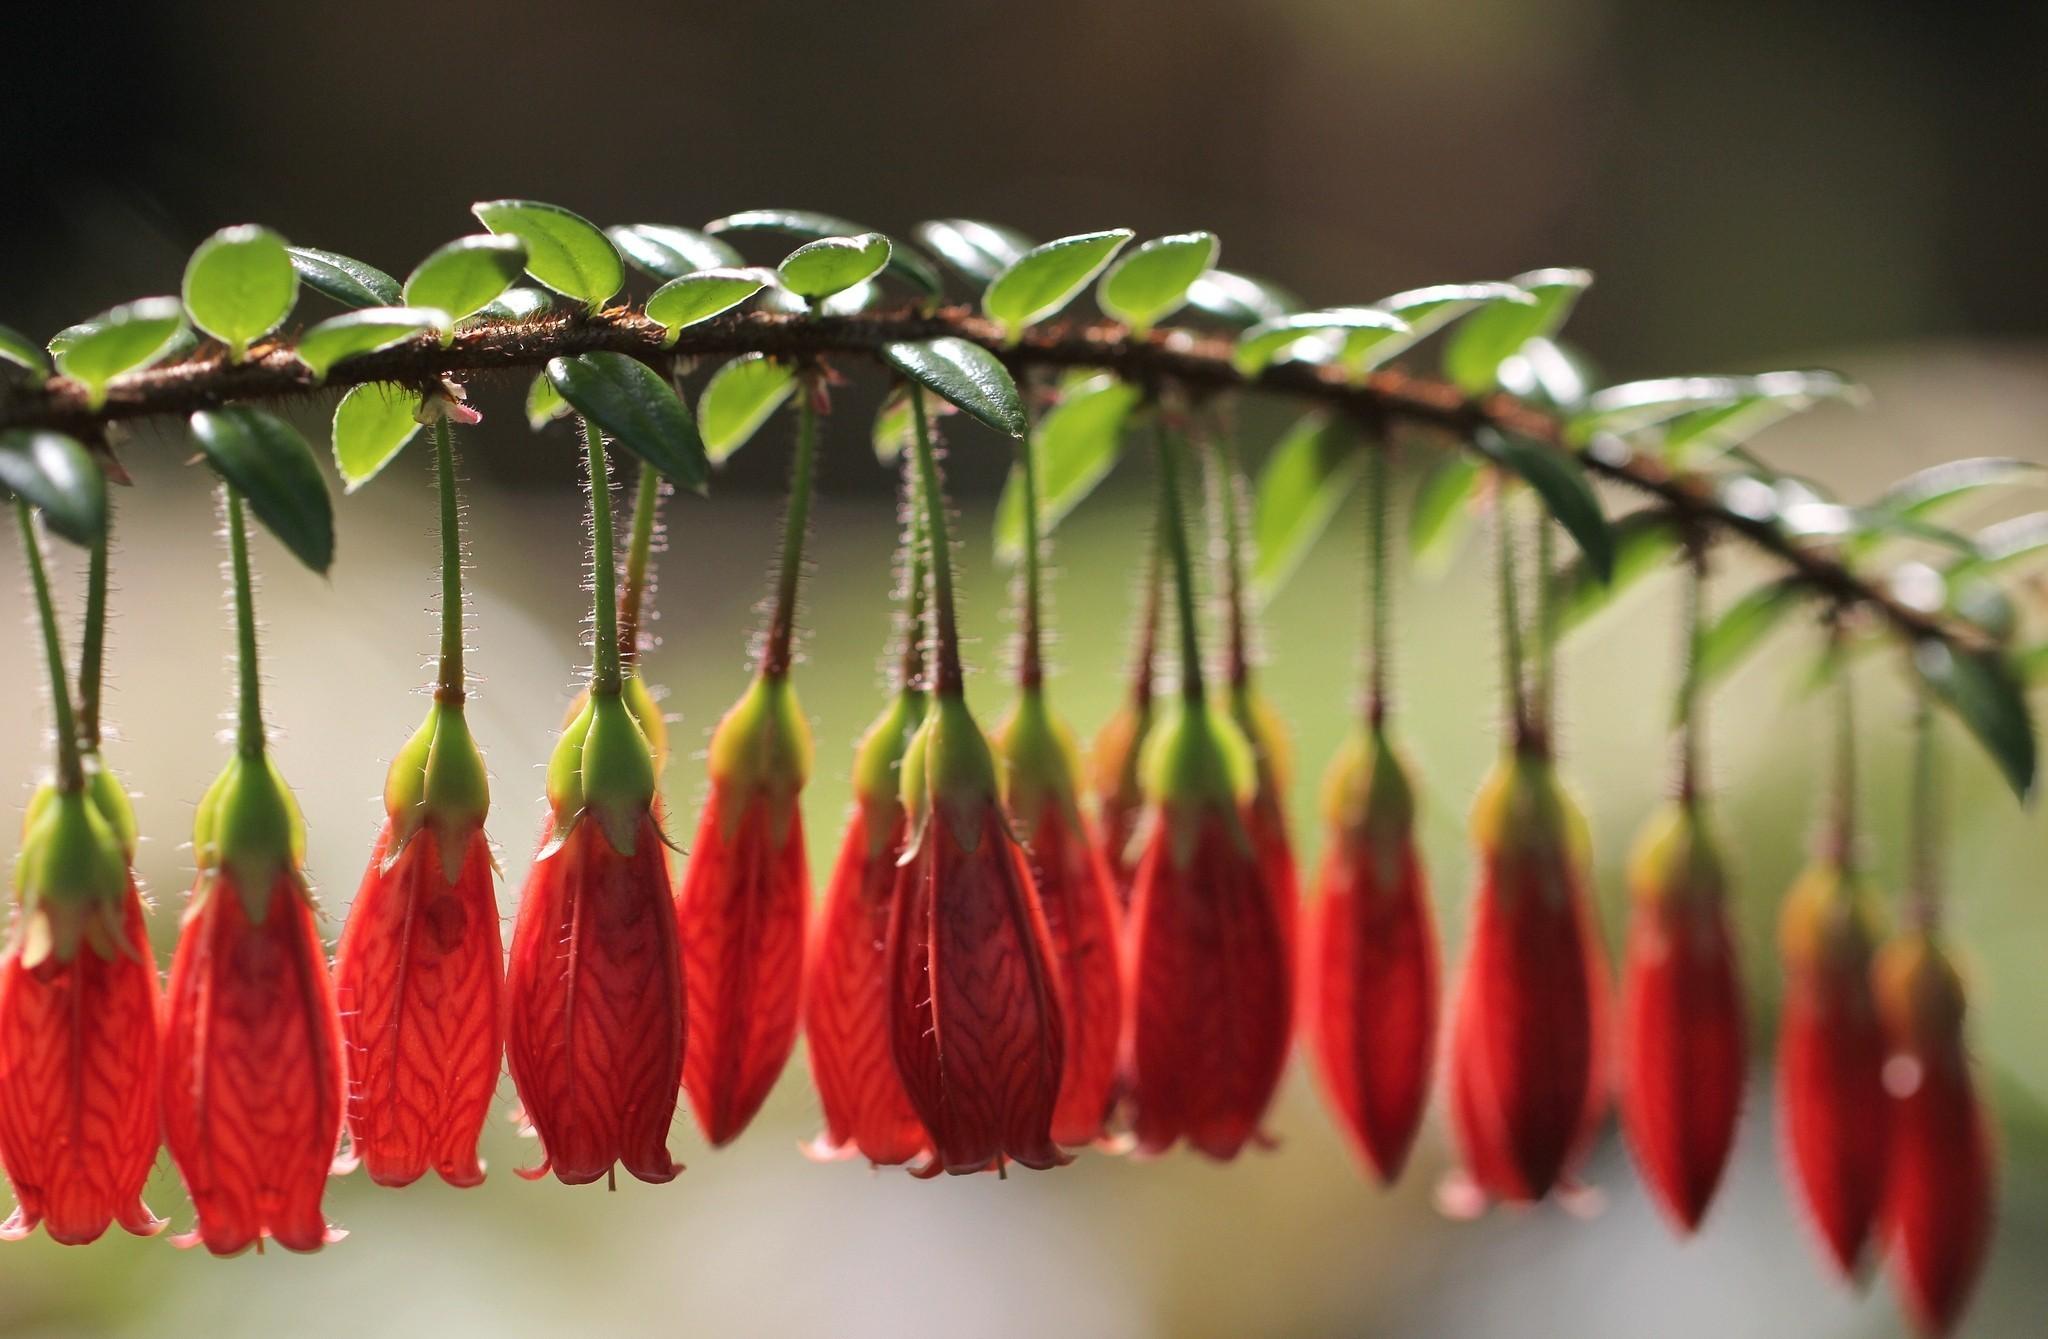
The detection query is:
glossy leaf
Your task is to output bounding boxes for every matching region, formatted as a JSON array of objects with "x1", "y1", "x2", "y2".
[
  {"x1": 1098, "y1": 231, "x2": 1218, "y2": 333},
  {"x1": 1410, "y1": 451, "x2": 1482, "y2": 572},
  {"x1": 0, "y1": 321, "x2": 50, "y2": 376},
  {"x1": 1847, "y1": 457, "x2": 2043, "y2": 559},
  {"x1": 546, "y1": 352, "x2": 708, "y2": 490},
  {"x1": 331, "y1": 384, "x2": 424, "y2": 491},
  {"x1": 296, "y1": 307, "x2": 444, "y2": 381},
  {"x1": 1693, "y1": 577, "x2": 1805, "y2": 692},
  {"x1": 759, "y1": 278, "x2": 875, "y2": 318},
  {"x1": 1374, "y1": 282, "x2": 1530, "y2": 347},
  {"x1": 50, "y1": 297, "x2": 188, "y2": 409},
  {"x1": 1235, "y1": 308, "x2": 1408, "y2": 377},
  {"x1": 1971, "y1": 512, "x2": 2048, "y2": 573},
  {"x1": 403, "y1": 235, "x2": 527, "y2": 324},
  {"x1": 1252, "y1": 413, "x2": 1365, "y2": 599},
  {"x1": 645, "y1": 267, "x2": 775, "y2": 341},
  {"x1": 472, "y1": 199, "x2": 623, "y2": 311},
  {"x1": 1550, "y1": 510, "x2": 1679, "y2": 635},
  {"x1": 182, "y1": 224, "x2": 297, "y2": 359},
  {"x1": 608, "y1": 224, "x2": 742, "y2": 281},
  {"x1": 1185, "y1": 270, "x2": 1297, "y2": 327},
  {"x1": 470, "y1": 286, "x2": 554, "y2": 324},
  {"x1": 526, "y1": 371, "x2": 570, "y2": 431},
  {"x1": 1478, "y1": 432, "x2": 1615, "y2": 581},
  {"x1": 707, "y1": 208, "x2": 942, "y2": 298},
  {"x1": 983, "y1": 229, "x2": 1133, "y2": 338},
  {"x1": 287, "y1": 246, "x2": 401, "y2": 310},
  {"x1": 1917, "y1": 641, "x2": 2036, "y2": 800},
  {"x1": 1442, "y1": 268, "x2": 1593, "y2": 394},
  {"x1": 915, "y1": 218, "x2": 1031, "y2": 285},
  {"x1": 0, "y1": 429, "x2": 106, "y2": 545},
  {"x1": 1569, "y1": 370, "x2": 1859, "y2": 453},
  {"x1": 1498, "y1": 336, "x2": 1596, "y2": 412},
  {"x1": 879, "y1": 338, "x2": 1026, "y2": 438},
  {"x1": 189, "y1": 406, "x2": 334, "y2": 572},
  {"x1": 778, "y1": 233, "x2": 891, "y2": 301},
  {"x1": 993, "y1": 376, "x2": 1142, "y2": 559},
  {"x1": 698, "y1": 355, "x2": 797, "y2": 463}
]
